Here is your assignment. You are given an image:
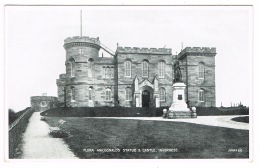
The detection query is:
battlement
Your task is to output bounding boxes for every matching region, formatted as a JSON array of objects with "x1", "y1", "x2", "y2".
[
  {"x1": 30, "y1": 96, "x2": 58, "y2": 101},
  {"x1": 64, "y1": 36, "x2": 100, "y2": 45},
  {"x1": 117, "y1": 46, "x2": 172, "y2": 55},
  {"x1": 178, "y1": 47, "x2": 216, "y2": 59}
]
